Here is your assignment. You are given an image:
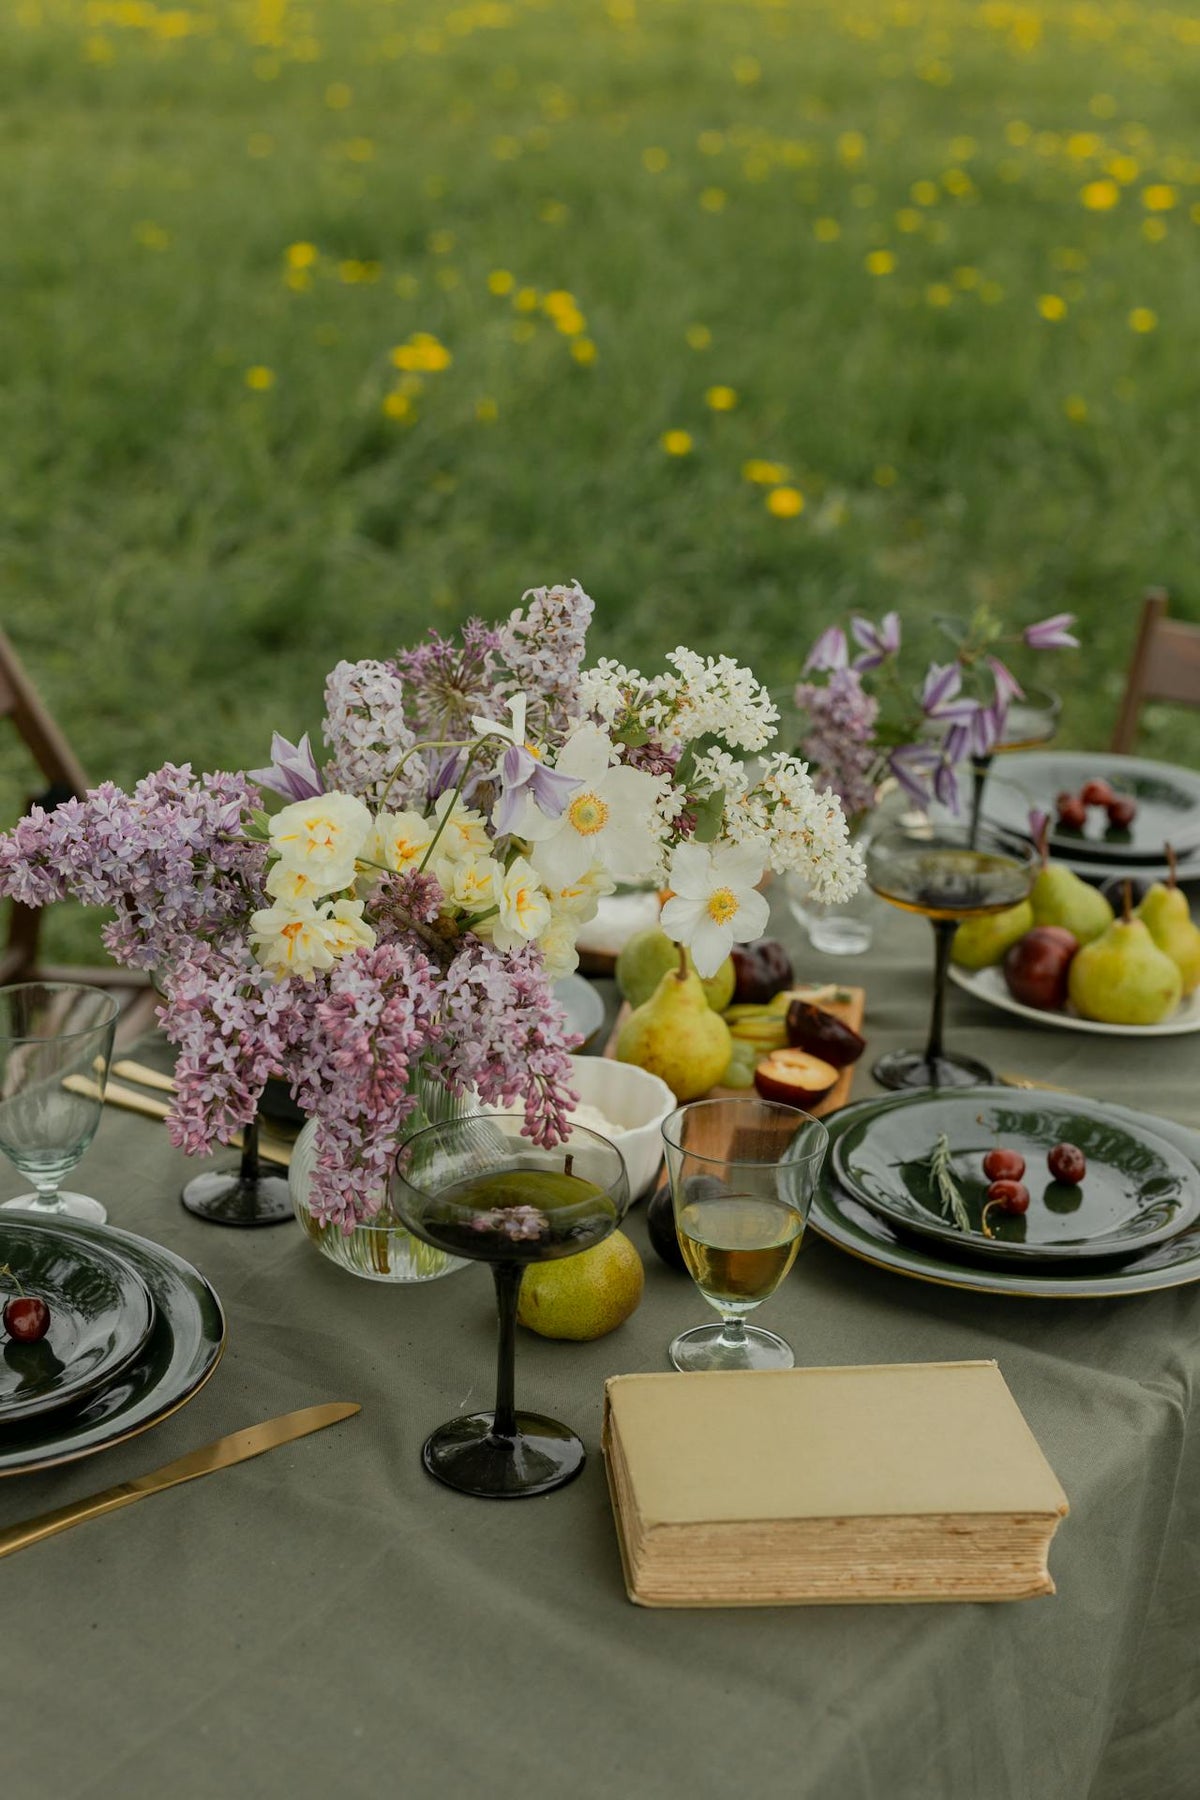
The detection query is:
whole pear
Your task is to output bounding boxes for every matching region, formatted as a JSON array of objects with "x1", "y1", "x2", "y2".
[
  {"x1": 952, "y1": 900, "x2": 1034, "y2": 970},
  {"x1": 1068, "y1": 886, "x2": 1183, "y2": 1025},
  {"x1": 616, "y1": 927, "x2": 735, "y2": 1012},
  {"x1": 516, "y1": 1230, "x2": 644, "y2": 1339},
  {"x1": 1029, "y1": 857, "x2": 1112, "y2": 946},
  {"x1": 1136, "y1": 848, "x2": 1200, "y2": 996},
  {"x1": 616, "y1": 954, "x2": 732, "y2": 1100}
]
